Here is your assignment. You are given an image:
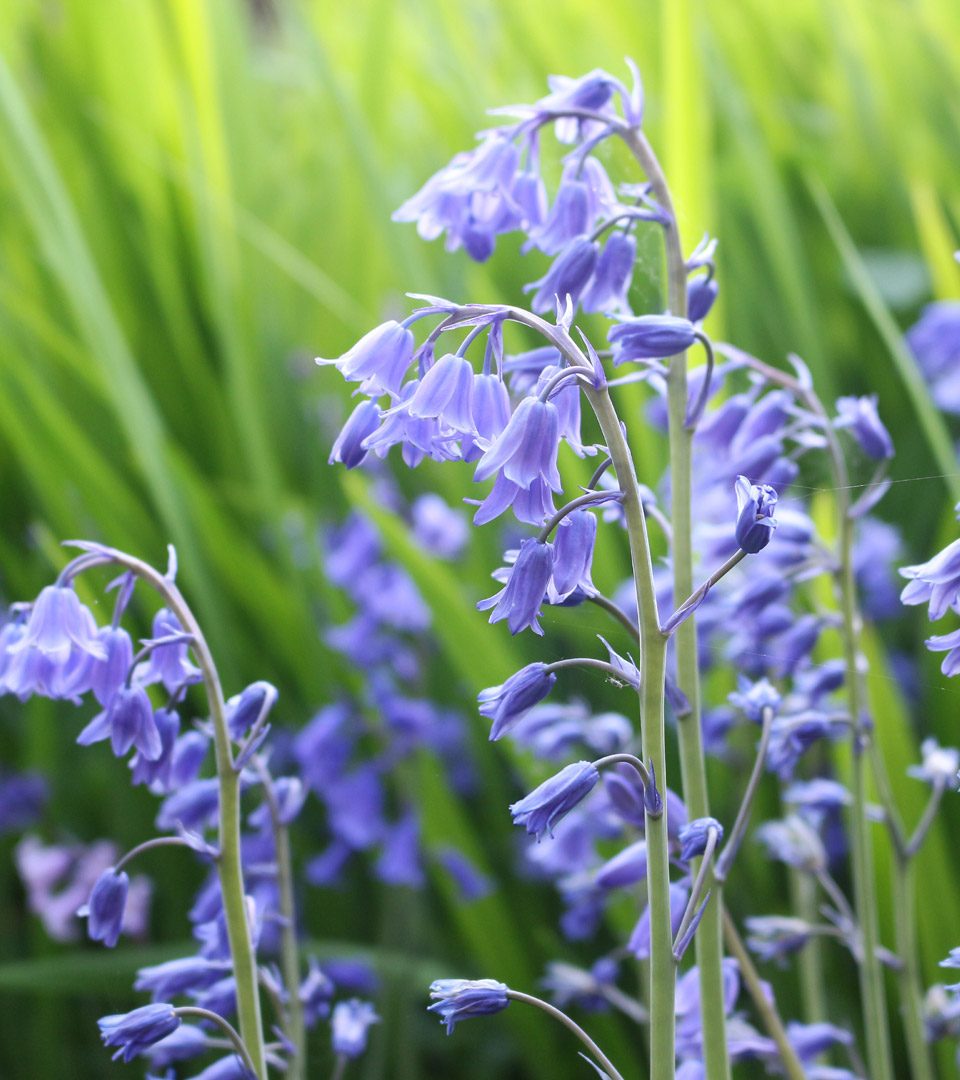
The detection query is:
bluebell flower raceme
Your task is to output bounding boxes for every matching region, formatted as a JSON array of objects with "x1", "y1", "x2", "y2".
[{"x1": 427, "y1": 979, "x2": 510, "y2": 1034}]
